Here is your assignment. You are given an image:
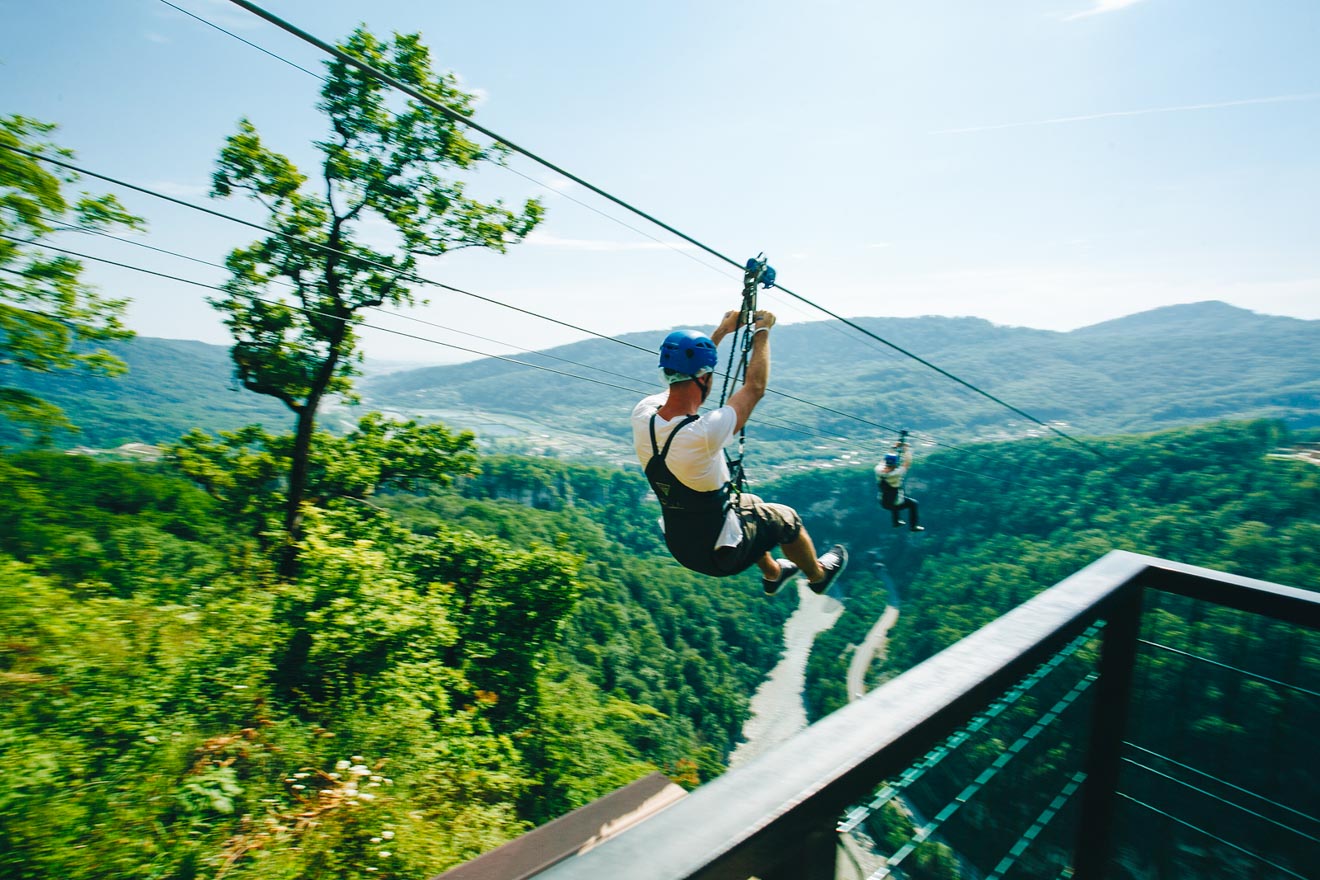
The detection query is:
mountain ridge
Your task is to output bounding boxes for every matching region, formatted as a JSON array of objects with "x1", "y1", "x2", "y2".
[
  {"x1": 3, "y1": 302, "x2": 1315, "y2": 462},
  {"x1": 361, "y1": 300, "x2": 1319, "y2": 463}
]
